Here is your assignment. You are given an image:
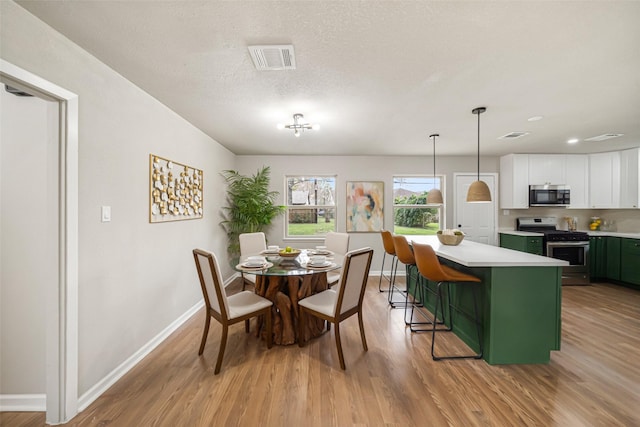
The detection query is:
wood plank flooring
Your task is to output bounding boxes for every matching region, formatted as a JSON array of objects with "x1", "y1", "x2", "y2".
[{"x1": 3, "y1": 278, "x2": 639, "y2": 426}]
